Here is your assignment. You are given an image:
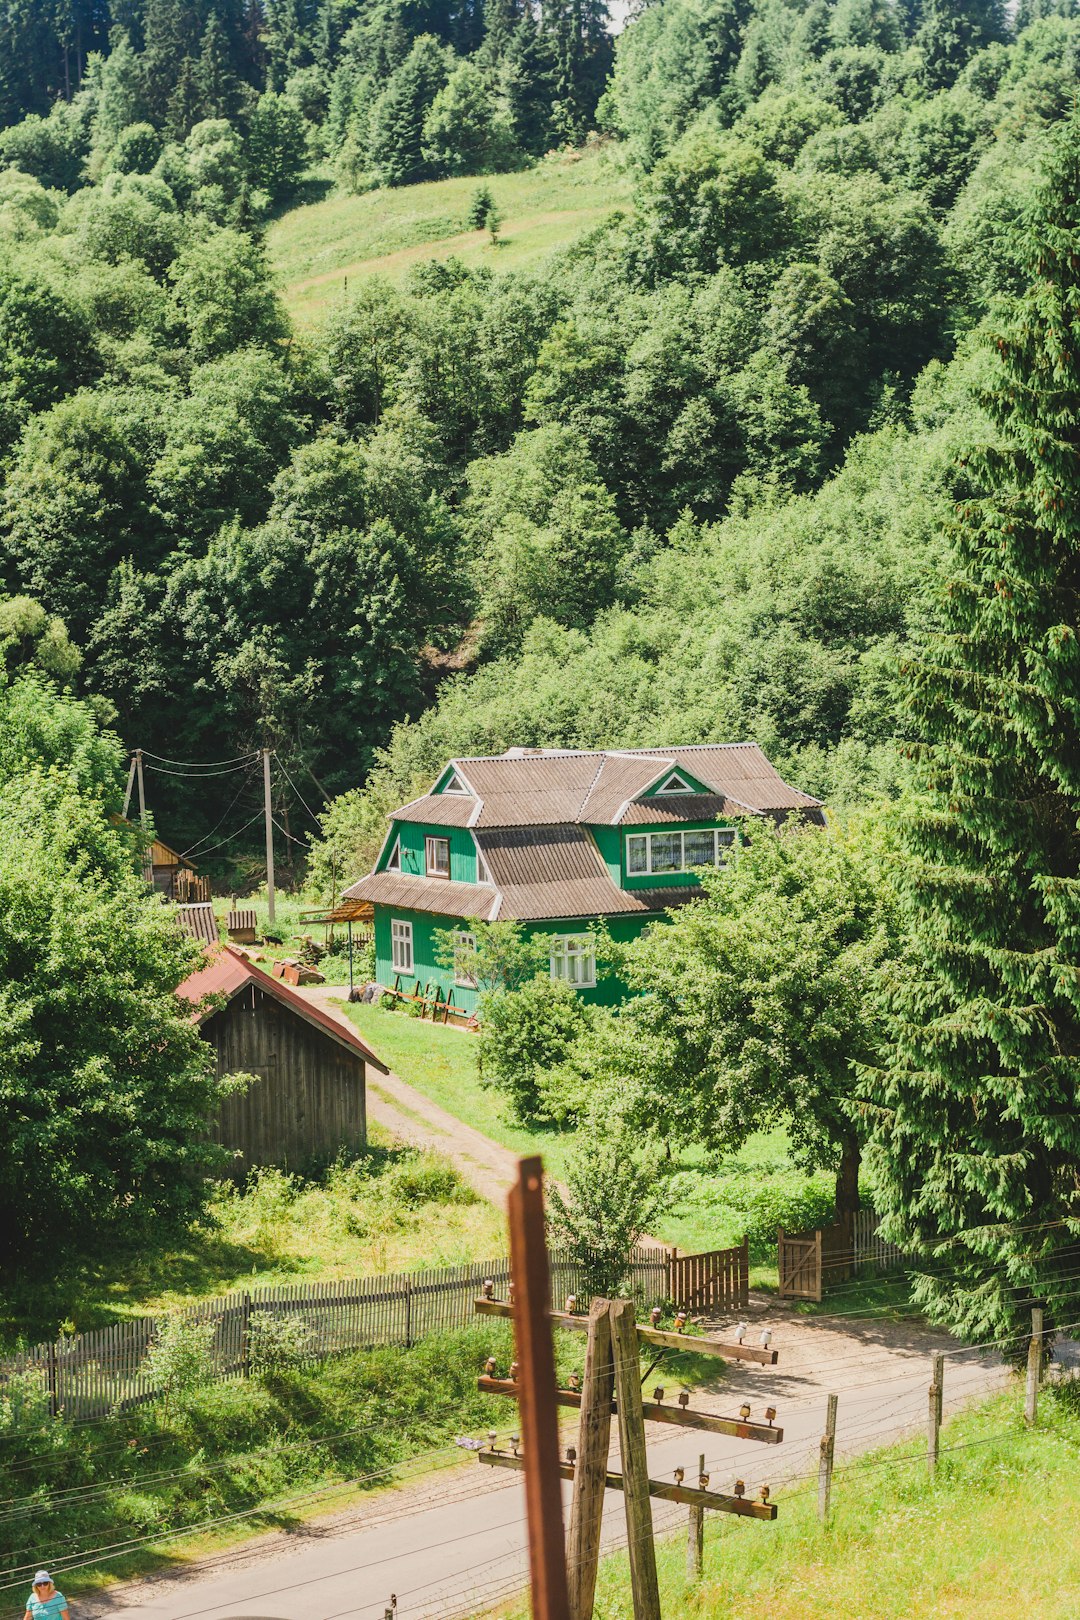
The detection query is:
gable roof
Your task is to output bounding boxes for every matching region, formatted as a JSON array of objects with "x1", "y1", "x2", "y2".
[
  {"x1": 177, "y1": 945, "x2": 388, "y2": 1071},
  {"x1": 345, "y1": 743, "x2": 822, "y2": 924},
  {"x1": 391, "y1": 744, "x2": 821, "y2": 830}
]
